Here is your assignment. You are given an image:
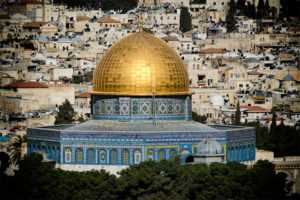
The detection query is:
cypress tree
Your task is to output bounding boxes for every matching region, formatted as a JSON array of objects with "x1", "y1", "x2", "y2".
[
  {"x1": 257, "y1": 0, "x2": 265, "y2": 19},
  {"x1": 235, "y1": 101, "x2": 241, "y2": 125},
  {"x1": 270, "y1": 107, "x2": 277, "y2": 133},
  {"x1": 55, "y1": 99, "x2": 76, "y2": 124},
  {"x1": 225, "y1": 0, "x2": 237, "y2": 33},
  {"x1": 179, "y1": 7, "x2": 192, "y2": 33}
]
